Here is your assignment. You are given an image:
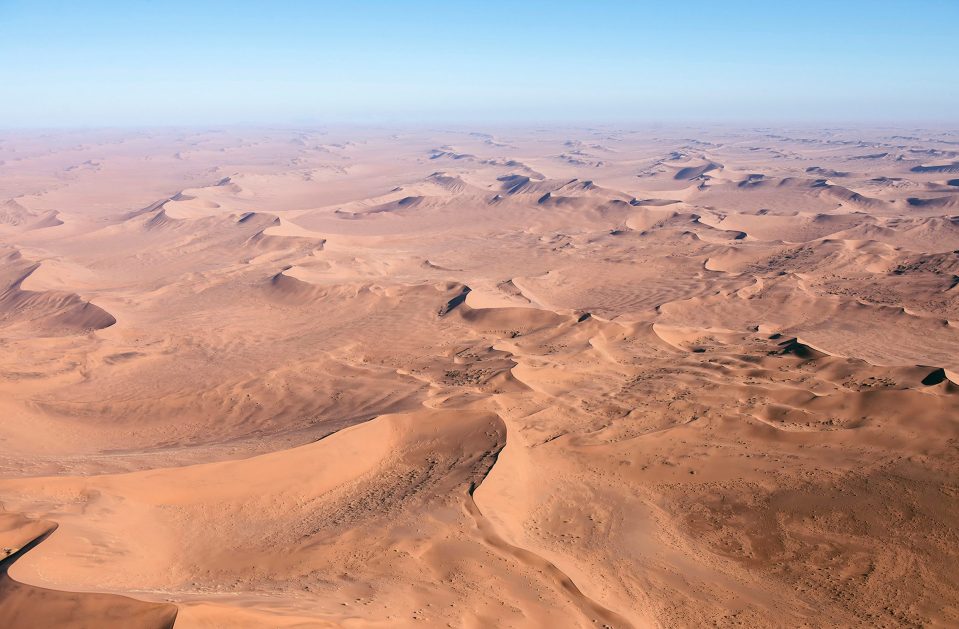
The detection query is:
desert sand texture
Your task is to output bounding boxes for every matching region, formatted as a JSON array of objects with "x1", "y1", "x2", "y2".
[{"x1": 0, "y1": 126, "x2": 958, "y2": 628}]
